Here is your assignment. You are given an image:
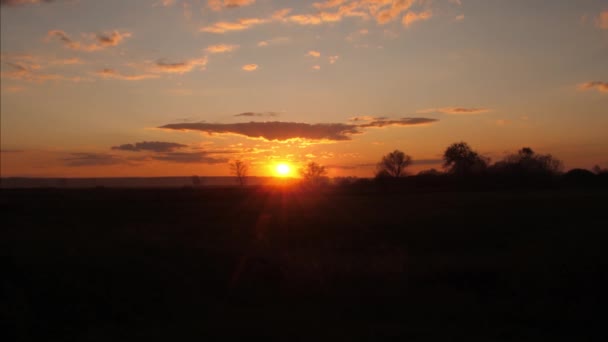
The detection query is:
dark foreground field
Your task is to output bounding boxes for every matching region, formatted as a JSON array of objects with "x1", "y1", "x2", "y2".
[{"x1": 2, "y1": 187, "x2": 607, "y2": 341}]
